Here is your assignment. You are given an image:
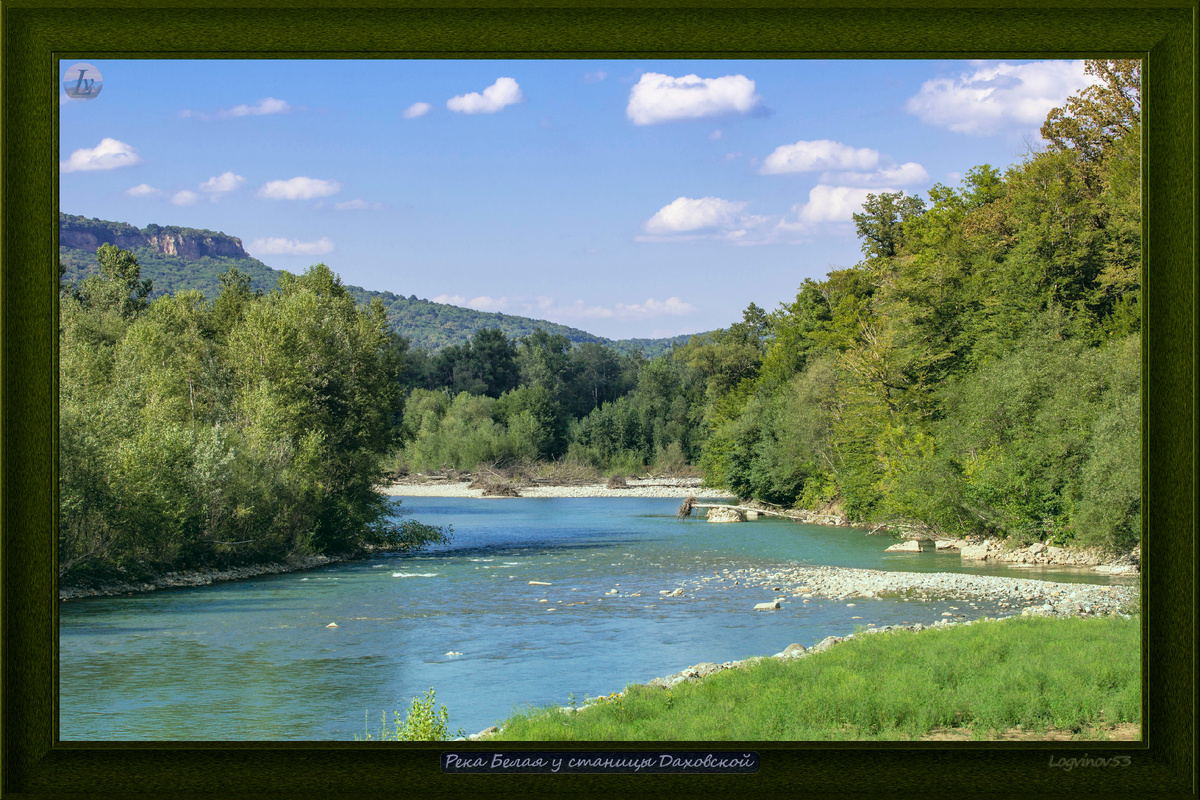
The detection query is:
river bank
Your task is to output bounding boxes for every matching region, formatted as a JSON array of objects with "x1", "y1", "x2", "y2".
[
  {"x1": 462, "y1": 561, "x2": 1139, "y2": 738},
  {"x1": 380, "y1": 476, "x2": 735, "y2": 499},
  {"x1": 57, "y1": 553, "x2": 372, "y2": 601},
  {"x1": 471, "y1": 612, "x2": 1140, "y2": 741}
]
